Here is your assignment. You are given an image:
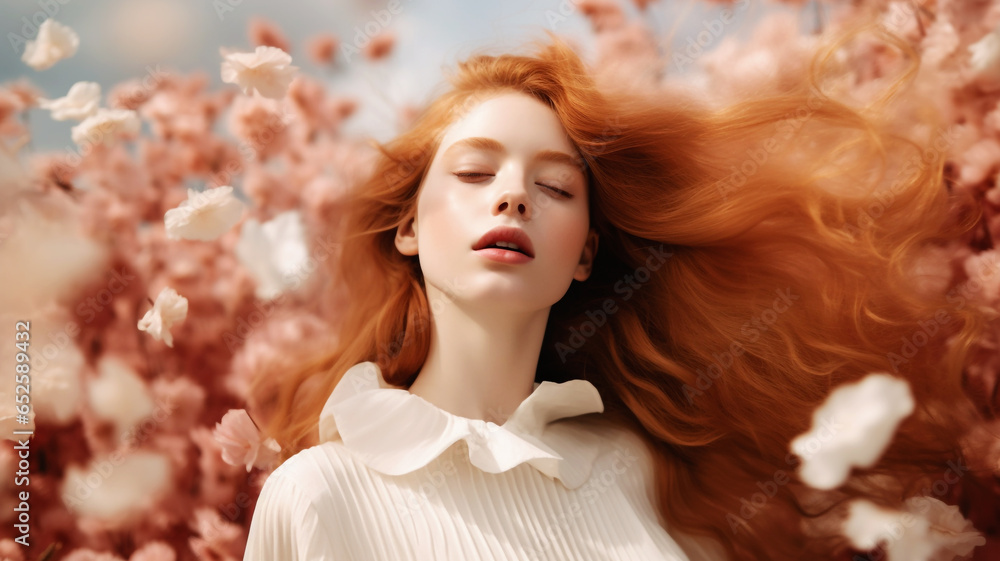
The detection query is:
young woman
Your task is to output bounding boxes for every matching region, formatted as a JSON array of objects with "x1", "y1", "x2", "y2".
[{"x1": 243, "y1": 24, "x2": 992, "y2": 561}]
